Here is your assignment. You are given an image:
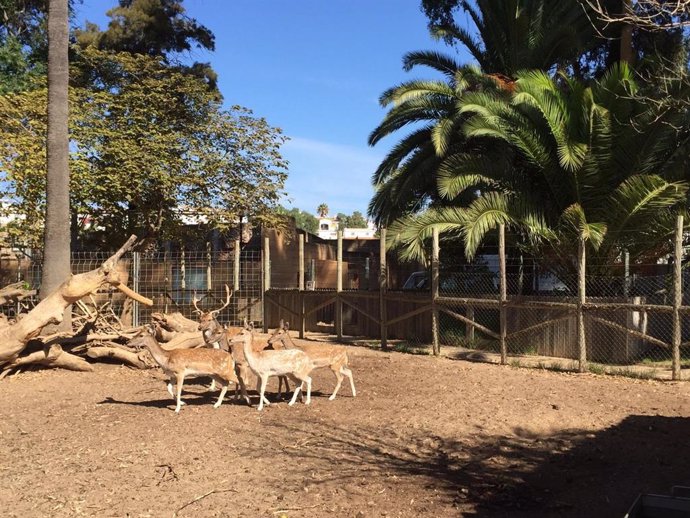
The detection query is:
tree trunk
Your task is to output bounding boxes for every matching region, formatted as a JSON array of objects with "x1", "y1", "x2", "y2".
[
  {"x1": 619, "y1": 0, "x2": 634, "y2": 65},
  {"x1": 42, "y1": 0, "x2": 71, "y2": 330}
]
